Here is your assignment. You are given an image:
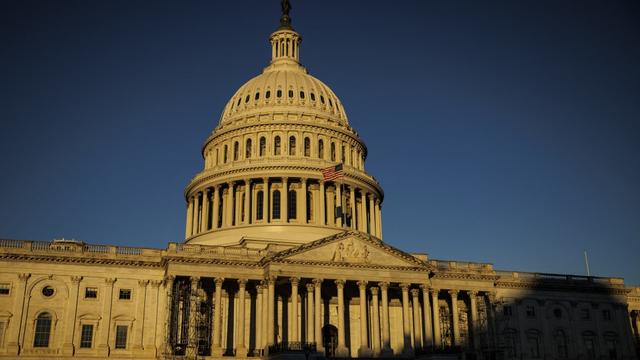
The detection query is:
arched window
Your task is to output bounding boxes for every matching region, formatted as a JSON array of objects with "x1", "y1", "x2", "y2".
[
  {"x1": 245, "y1": 94, "x2": 250, "y2": 103},
  {"x1": 554, "y1": 330, "x2": 569, "y2": 359},
  {"x1": 300, "y1": 91, "x2": 305, "y2": 99},
  {"x1": 259, "y1": 137, "x2": 266, "y2": 157},
  {"x1": 288, "y1": 190, "x2": 296, "y2": 220},
  {"x1": 289, "y1": 136, "x2": 296, "y2": 156},
  {"x1": 272, "y1": 190, "x2": 281, "y2": 219},
  {"x1": 277, "y1": 89, "x2": 282, "y2": 98},
  {"x1": 256, "y1": 191, "x2": 264, "y2": 220},
  {"x1": 245, "y1": 139, "x2": 252, "y2": 159},
  {"x1": 233, "y1": 141, "x2": 239, "y2": 161},
  {"x1": 223, "y1": 145, "x2": 228, "y2": 163},
  {"x1": 33, "y1": 312, "x2": 52, "y2": 347},
  {"x1": 526, "y1": 330, "x2": 542, "y2": 359},
  {"x1": 274, "y1": 136, "x2": 281, "y2": 155},
  {"x1": 330, "y1": 142, "x2": 336, "y2": 161},
  {"x1": 310, "y1": 92, "x2": 316, "y2": 101},
  {"x1": 318, "y1": 139, "x2": 324, "y2": 159},
  {"x1": 304, "y1": 137, "x2": 311, "y2": 157},
  {"x1": 266, "y1": 90, "x2": 271, "y2": 99},
  {"x1": 255, "y1": 92, "x2": 260, "y2": 100},
  {"x1": 288, "y1": 89, "x2": 294, "y2": 98}
]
